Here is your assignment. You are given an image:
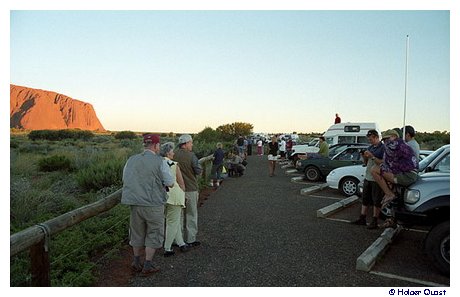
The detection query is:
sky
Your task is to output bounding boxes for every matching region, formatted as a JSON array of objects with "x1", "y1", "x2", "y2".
[{"x1": 6, "y1": 3, "x2": 454, "y2": 135}]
